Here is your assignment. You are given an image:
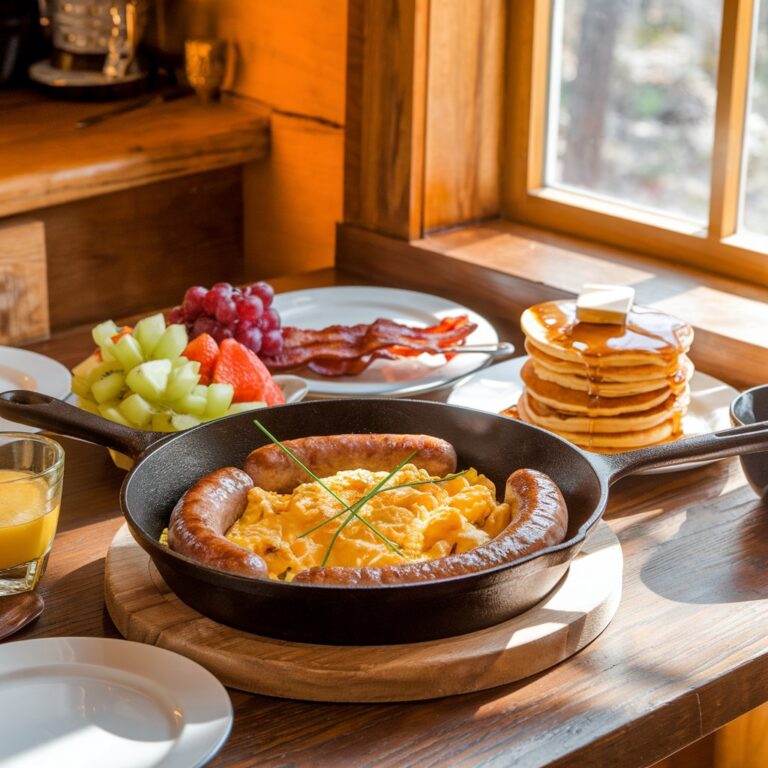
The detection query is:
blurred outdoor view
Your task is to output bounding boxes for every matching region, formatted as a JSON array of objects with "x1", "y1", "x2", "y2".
[
  {"x1": 743, "y1": 0, "x2": 768, "y2": 236},
  {"x1": 547, "y1": 0, "x2": 722, "y2": 224}
]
